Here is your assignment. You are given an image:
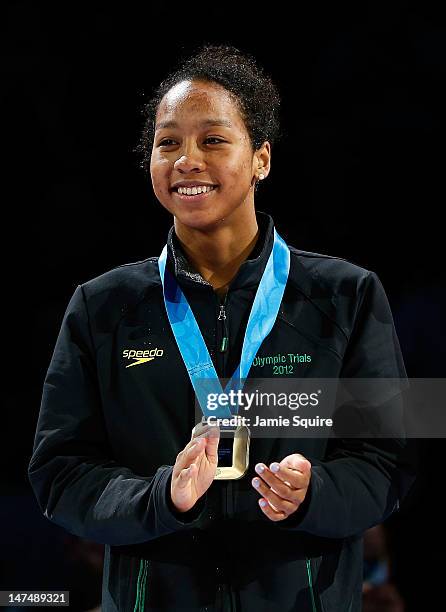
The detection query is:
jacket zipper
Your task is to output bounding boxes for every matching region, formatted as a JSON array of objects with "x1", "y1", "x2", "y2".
[
  {"x1": 216, "y1": 290, "x2": 237, "y2": 611},
  {"x1": 217, "y1": 293, "x2": 235, "y2": 518},
  {"x1": 216, "y1": 291, "x2": 233, "y2": 517},
  {"x1": 217, "y1": 292, "x2": 229, "y2": 354}
]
